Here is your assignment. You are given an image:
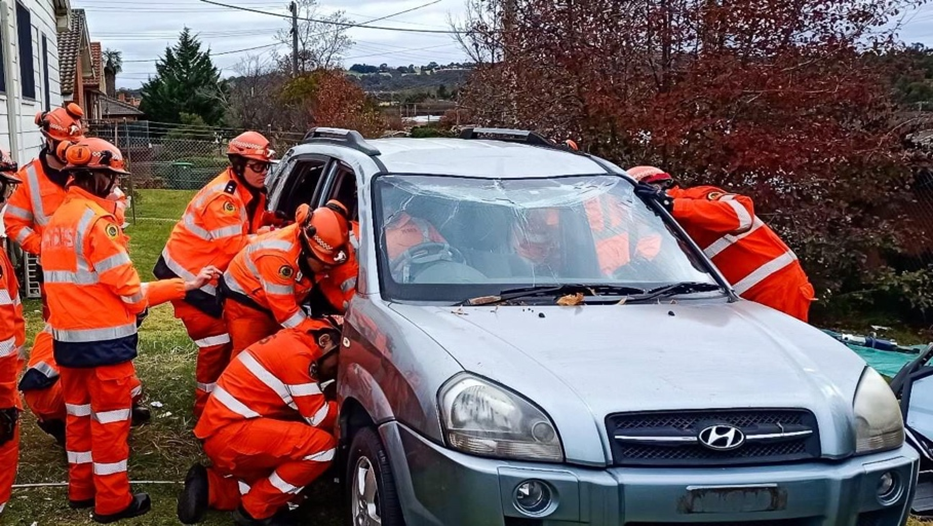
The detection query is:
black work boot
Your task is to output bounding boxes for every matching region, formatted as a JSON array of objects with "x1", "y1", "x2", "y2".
[
  {"x1": 177, "y1": 464, "x2": 209, "y2": 524},
  {"x1": 130, "y1": 404, "x2": 151, "y2": 427},
  {"x1": 232, "y1": 505, "x2": 296, "y2": 526},
  {"x1": 36, "y1": 418, "x2": 66, "y2": 447},
  {"x1": 68, "y1": 498, "x2": 94, "y2": 510},
  {"x1": 91, "y1": 493, "x2": 151, "y2": 523}
]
